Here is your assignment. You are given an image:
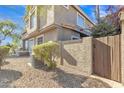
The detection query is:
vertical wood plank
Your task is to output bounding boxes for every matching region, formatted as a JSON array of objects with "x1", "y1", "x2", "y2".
[{"x1": 93, "y1": 35, "x2": 121, "y2": 82}]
